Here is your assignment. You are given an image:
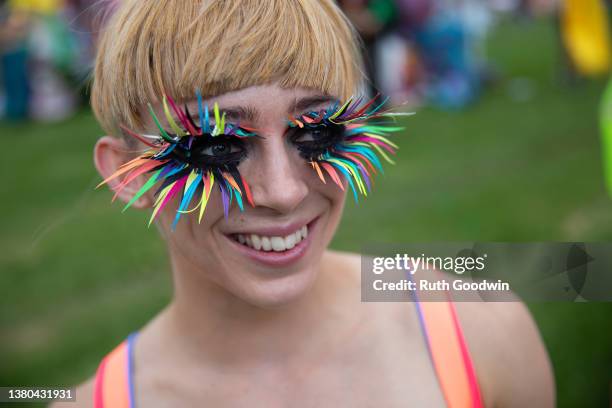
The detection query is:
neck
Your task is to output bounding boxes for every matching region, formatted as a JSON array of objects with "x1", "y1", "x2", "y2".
[{"x1": 156, "y1": 249, "x2": 360, "y2": 366}]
